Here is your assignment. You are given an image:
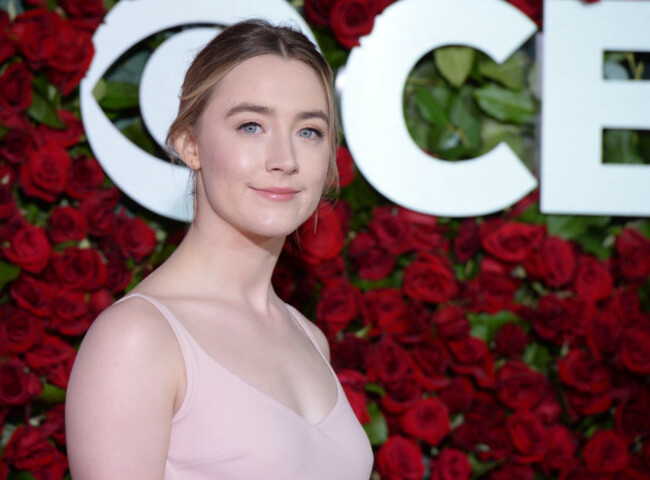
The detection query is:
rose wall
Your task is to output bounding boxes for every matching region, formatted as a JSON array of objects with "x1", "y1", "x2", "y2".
[{"x1": 1, "y1": 0, "x2": 649, "y2": 479}]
